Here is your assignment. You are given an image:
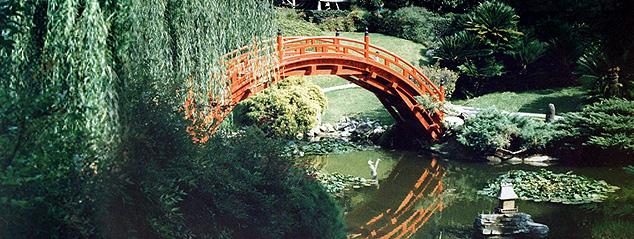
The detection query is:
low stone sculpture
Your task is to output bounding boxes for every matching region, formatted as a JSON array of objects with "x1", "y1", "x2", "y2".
[
  {"x1": 474, "y1": 213, "x2": 549, "y2": 238},
  {"x1": 474, "y1": 183, "x2": 549, "y2": 238}
]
